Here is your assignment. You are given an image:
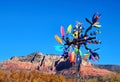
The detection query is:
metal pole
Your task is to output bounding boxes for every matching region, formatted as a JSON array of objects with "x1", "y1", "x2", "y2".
[{"x1": 76, "y1": 50, "x2": 82, "y2": 82}]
